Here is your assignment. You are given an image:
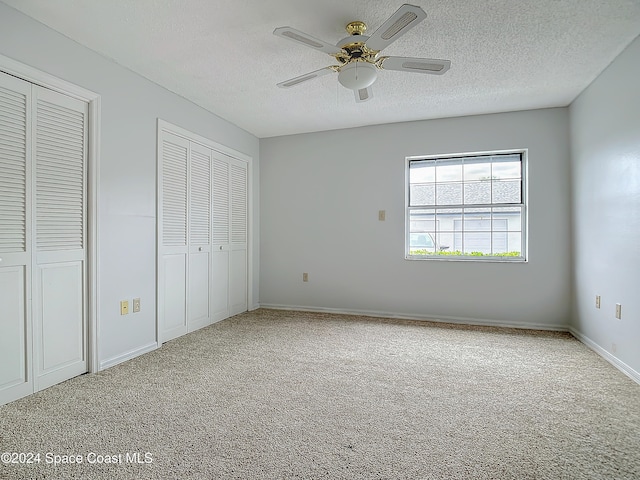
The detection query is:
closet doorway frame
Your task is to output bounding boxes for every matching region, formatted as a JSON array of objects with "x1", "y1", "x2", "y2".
[{"x1": 0, "y1": 54, "x2": 101, "y2": 374}]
